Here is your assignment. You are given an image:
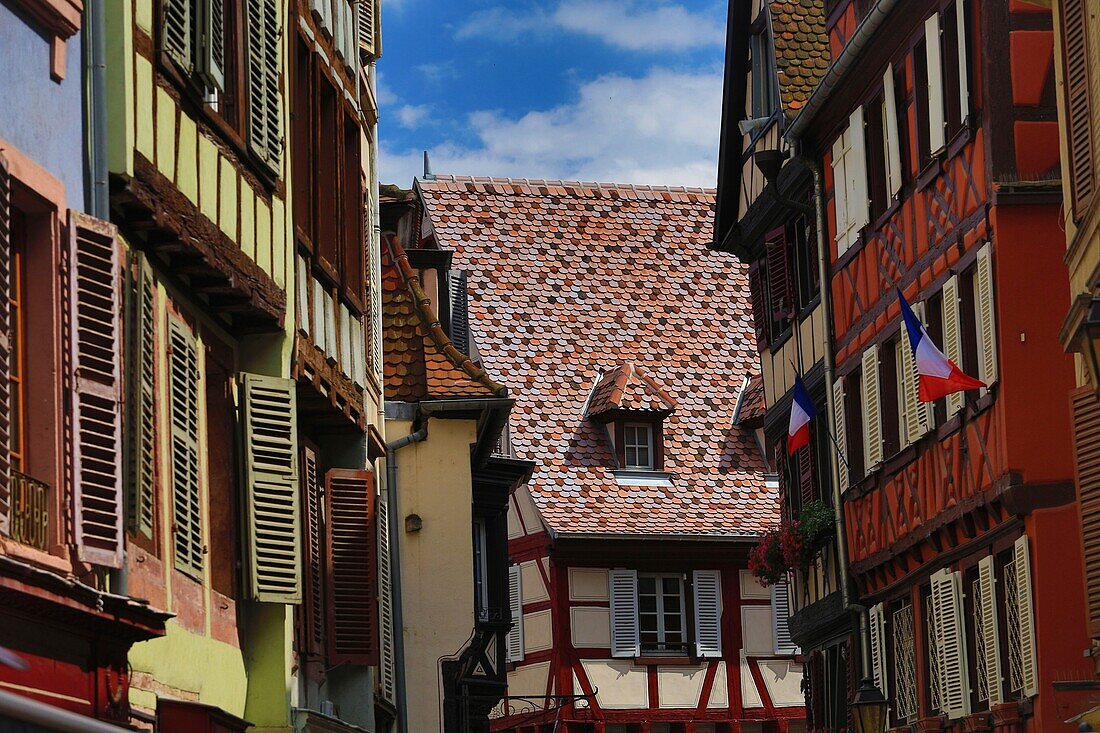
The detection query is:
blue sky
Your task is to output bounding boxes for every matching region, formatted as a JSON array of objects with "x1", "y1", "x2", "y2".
[{"x1": 377, "y1": 0, "x2": 728, "y2": 188}]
